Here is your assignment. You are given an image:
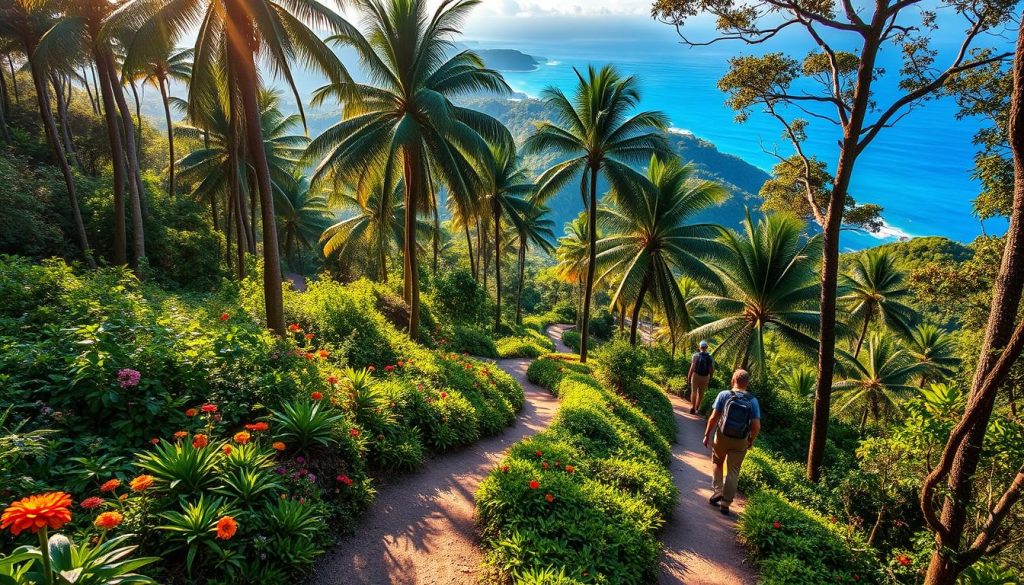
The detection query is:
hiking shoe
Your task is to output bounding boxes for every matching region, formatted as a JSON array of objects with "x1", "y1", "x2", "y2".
[
  {"x1": 689, "y1": 407, "x2": 696, "y2": 414},
  {"x1": 719, "y1": 505, "x2": 730, "y2": 516},
  {"x1": 709, "y1": 495, "x2": 722, "y2": 506}
]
